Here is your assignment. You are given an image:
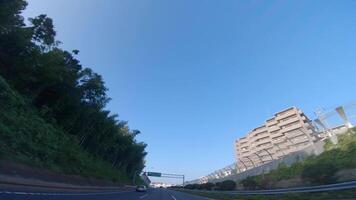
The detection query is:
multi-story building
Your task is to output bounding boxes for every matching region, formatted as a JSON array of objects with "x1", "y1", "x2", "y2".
[{"x1": 235, "y1": 107, "x2": 315, "y2": 171}]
